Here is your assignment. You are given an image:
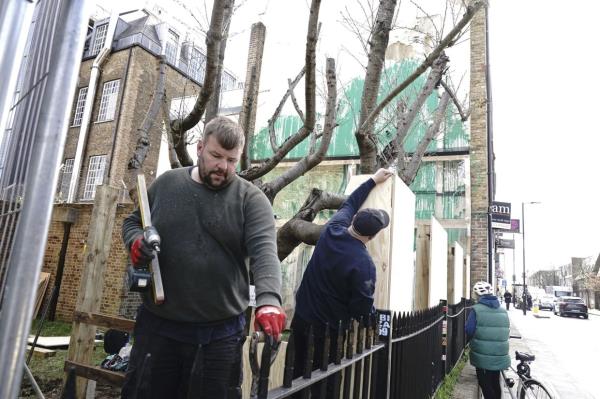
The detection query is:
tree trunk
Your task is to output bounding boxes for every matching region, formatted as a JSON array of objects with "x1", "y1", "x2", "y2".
[
  {"x1": 355, "y1": 0, "x2": 397, "y2": 174},
  {"x1": 205, "y1": 0, "x2": 235, "y2": 123},
  {"x1": 125, "y1": 56, "x2": 167, "y2": 202},
  {"x1": 169, "y1": 0, "x2": 233, "y2": 166}
]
